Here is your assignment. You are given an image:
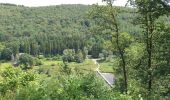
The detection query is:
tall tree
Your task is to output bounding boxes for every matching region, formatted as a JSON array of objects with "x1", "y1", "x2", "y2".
[
  {"x1": 128, "y1": 0, "x2": 170, "y2": 95},
  {"x1": 89, "y1": 0, "x2": 132, "y2": 93}
]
